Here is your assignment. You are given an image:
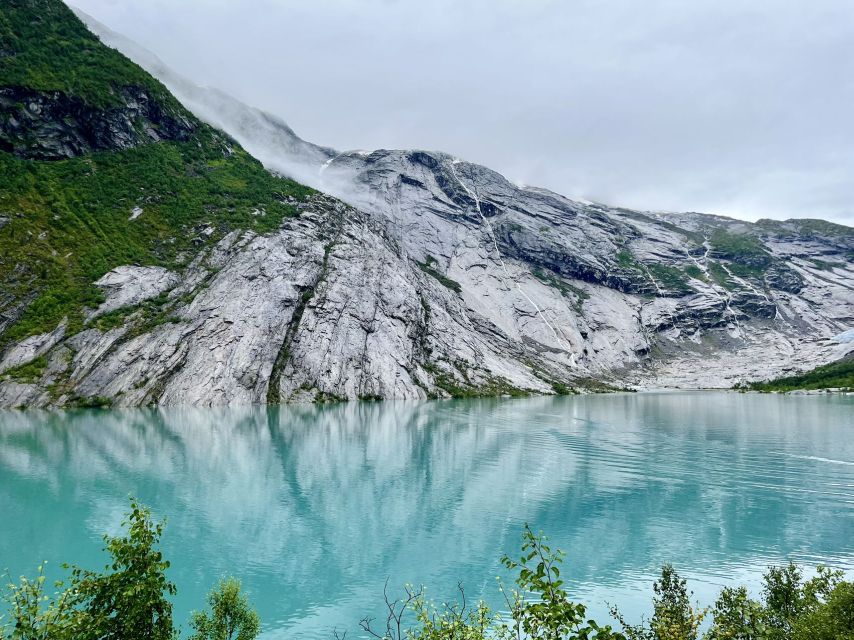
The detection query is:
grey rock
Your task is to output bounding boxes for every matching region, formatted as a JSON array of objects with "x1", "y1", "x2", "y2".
[
  {"x1": 2, "y1": 159, "x2": 851, "y2": 405},
  {"x1": 0, "y1": 86, "x2": 194, "y2": 160},
  {"x1": 1, "y1": 18, "x2": 852, "y2": 406},
  {"x1": 0, "y1": 381, "x2": 41, "y2": 408},
  {"x1": 93, "y1": 266, "x2": 180, "y2": 317},
  {"x1": 0, "y1": 321, "x2": 66, "y2": 374}
]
